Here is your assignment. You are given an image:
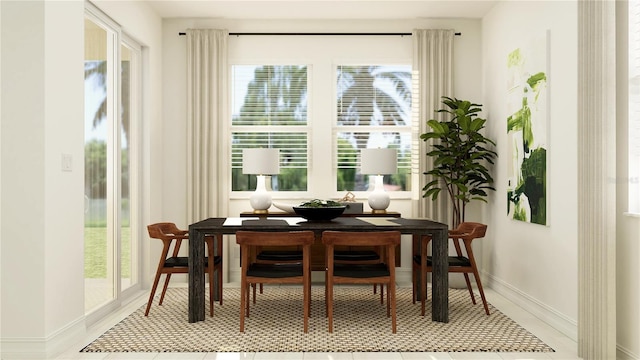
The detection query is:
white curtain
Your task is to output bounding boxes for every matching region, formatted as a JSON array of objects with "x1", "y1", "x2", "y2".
[
  {"x1": 412, "y1": 29, "x2": 454, "y2": 226},
  {"x1": 186, "y1": 29, "x2": 228, "y2": 222}
]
